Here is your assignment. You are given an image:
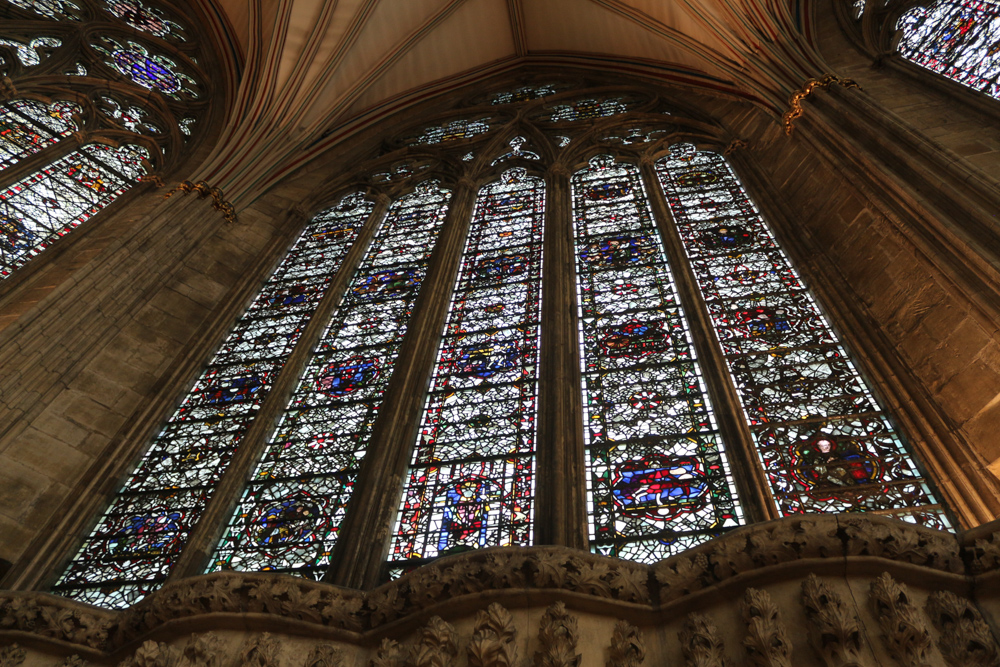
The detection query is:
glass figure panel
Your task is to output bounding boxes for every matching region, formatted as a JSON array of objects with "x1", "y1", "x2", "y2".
[
  {"x1": 897, "y1": 0, "x2": 1000, "y2": 100},
  {"x1": 210, "y1": 182, "x2": 452, "y2": 580},
  {"x1": 92, "y1": 37, "x2": 198, "y2": 100},
  {"x1": 490, "y1": 85, "x2": 557, "y2": 105},
  {"x1": 573, "y1": 155, "x2": 744, "y2": 563},
  {"x1": 387, "y1": 168, "x2": 544, "y2": 575},
  {"x1": 103, "y1": 0, "x2": 186, "y2": 39},
  {"x1": 0, "y1": 99, "x2": 80, "y2": 172},
  {"x1": 405, "y1": 118, "x2": 491, "y2": 145},
  {"x1": 5, "y1": 0, "x2": 81, "y2": 20},
  {"x1": 0, "y1": 36, "x2": 62, "y2": 68},
  {"x1": 545, "y1": 98, "x2": 630, "y2": 123},
  {"x1": 51, "y1": 193, "x2": 375, "y2": 608},
  {"x1": 0, "y1": 142, "x2": 145, "y2": 278},
  {"x1": 655, "y1": 143, "x2": 950, "y2": 530}
]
